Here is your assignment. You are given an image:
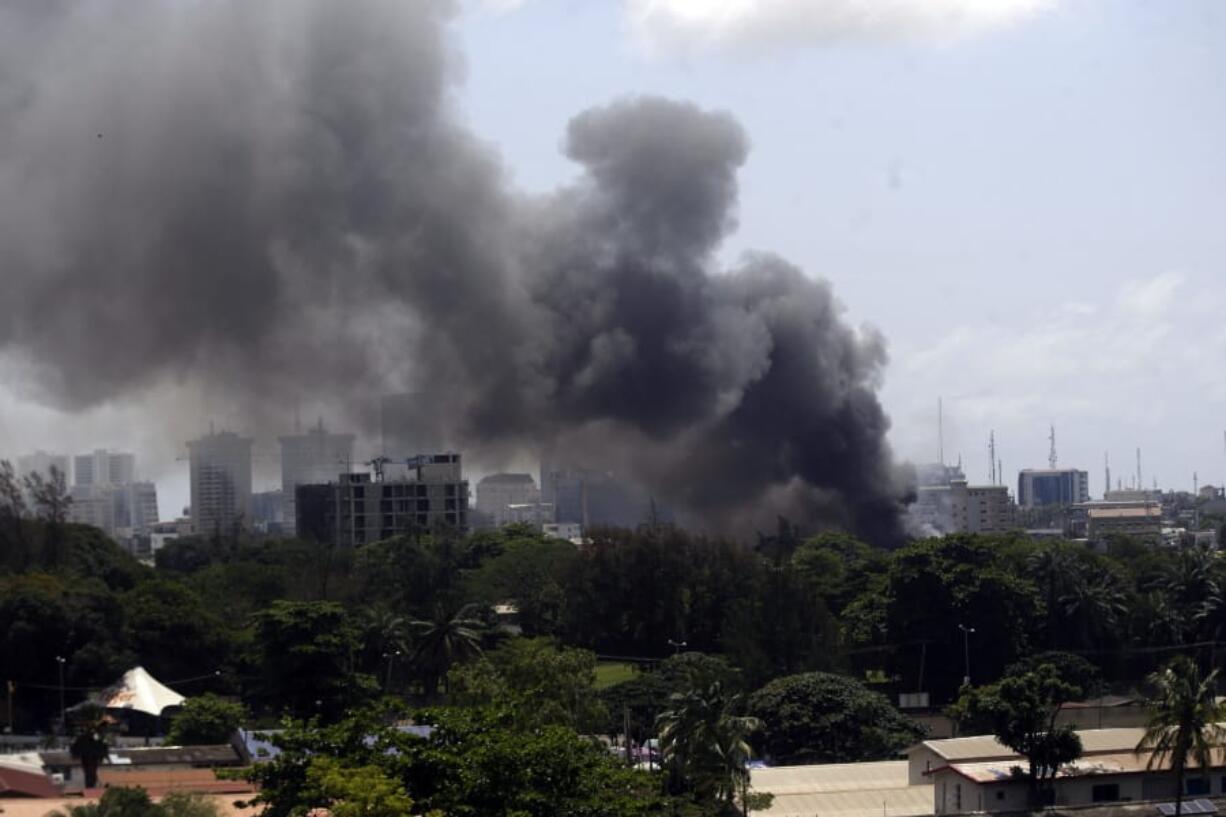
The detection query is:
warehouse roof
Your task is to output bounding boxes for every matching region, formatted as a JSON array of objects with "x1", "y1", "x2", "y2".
[{"x1": 750, "y1": 761, "x2": 932, "y2": 817}]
